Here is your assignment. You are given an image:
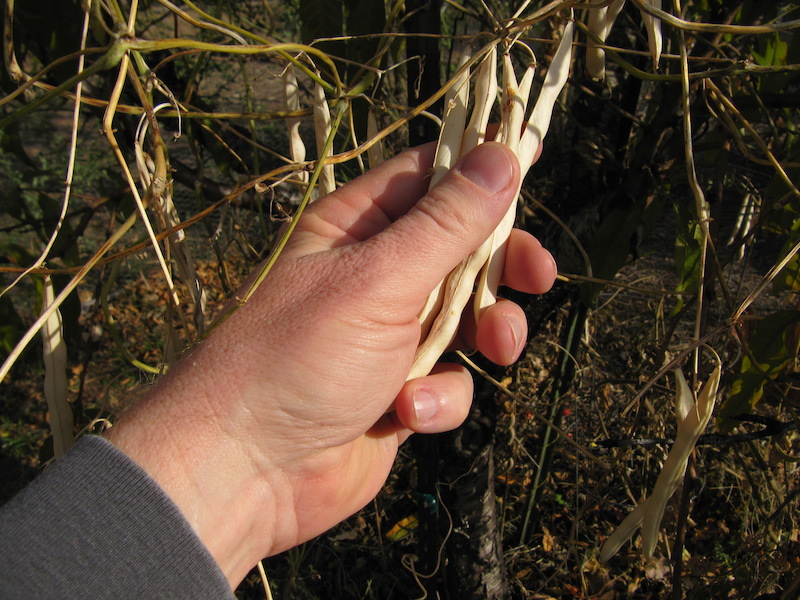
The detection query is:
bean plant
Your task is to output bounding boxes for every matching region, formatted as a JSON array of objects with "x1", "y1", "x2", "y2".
[{"x1": 1, "y1": 0, "x2": 799, "y2": 598}]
